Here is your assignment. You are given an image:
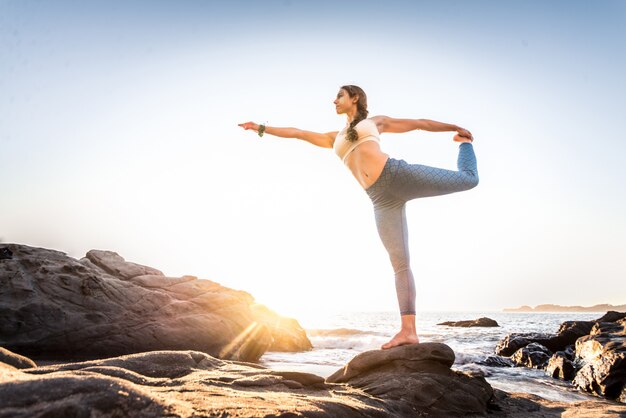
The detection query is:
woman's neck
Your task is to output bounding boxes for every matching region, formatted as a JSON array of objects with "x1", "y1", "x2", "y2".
[{"x1": 346, "y1": 109, "x2": 358, "y2": 124}]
